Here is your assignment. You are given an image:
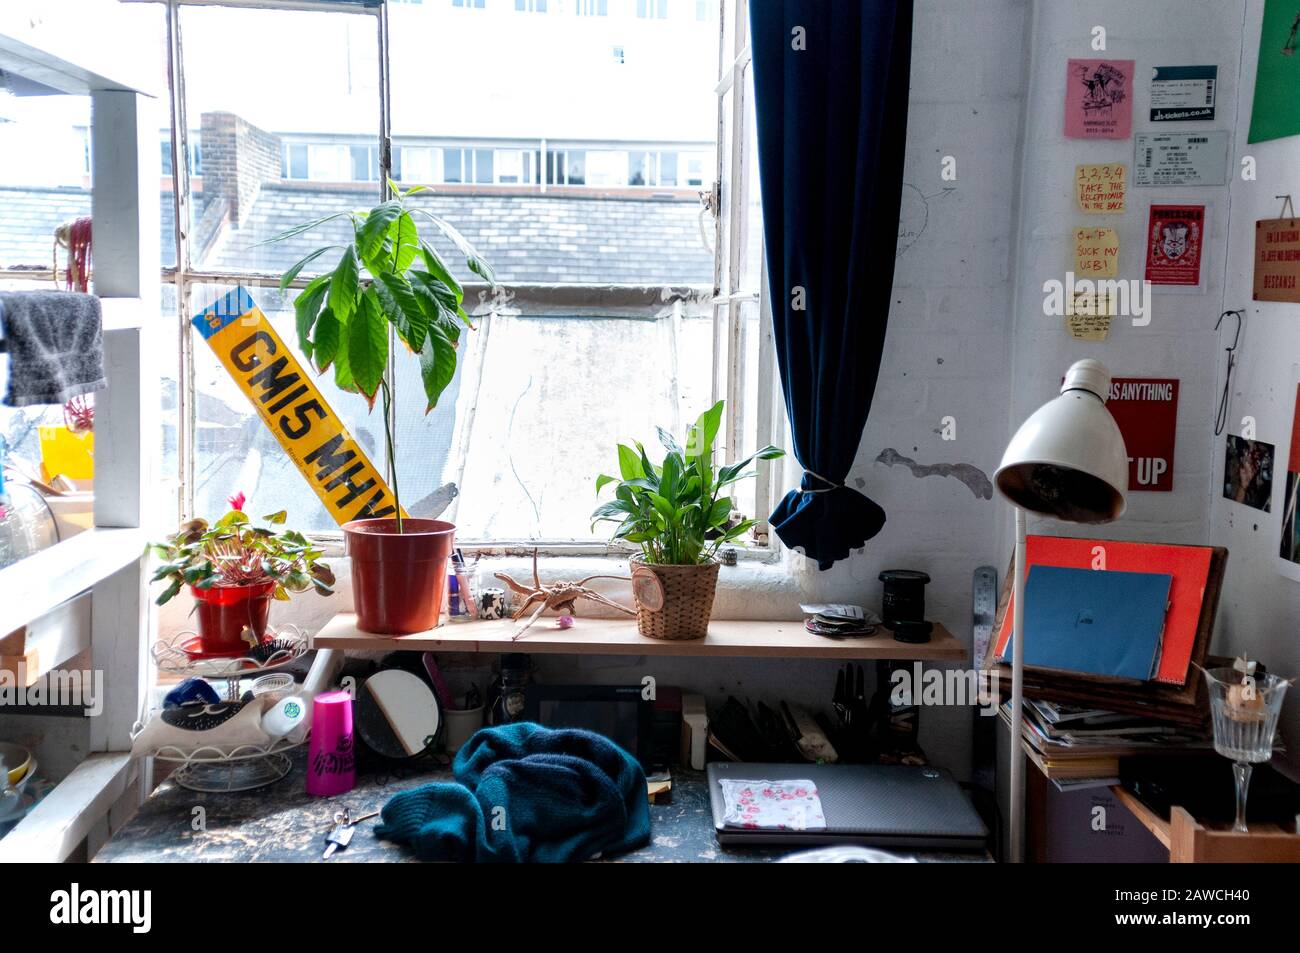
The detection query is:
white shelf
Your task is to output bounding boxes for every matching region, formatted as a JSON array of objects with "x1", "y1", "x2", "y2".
[
  {"x1": 0, "y1": 527, "x2": 145, "y2": 638},
  {"x1": 0, "y1": 752, "x2": 134, "y2": 862}
]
